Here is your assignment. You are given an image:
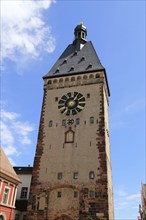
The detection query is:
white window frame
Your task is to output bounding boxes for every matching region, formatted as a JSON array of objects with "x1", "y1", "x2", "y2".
[{"x1": 2, "y1": 186, "x2": 10, "y2": 205}]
